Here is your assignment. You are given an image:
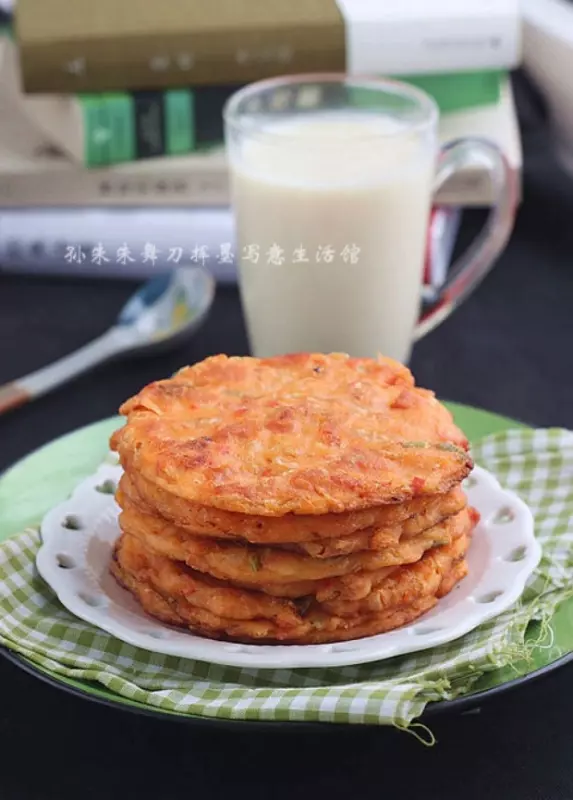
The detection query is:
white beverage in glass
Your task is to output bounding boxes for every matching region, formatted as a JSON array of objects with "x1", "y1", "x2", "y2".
[
  {"x1": 224, "y1": 76, "x2": 515, "y2": 363},
  {"x1": 230, "y1": 112, "x2": 435, "y2": 362}
]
